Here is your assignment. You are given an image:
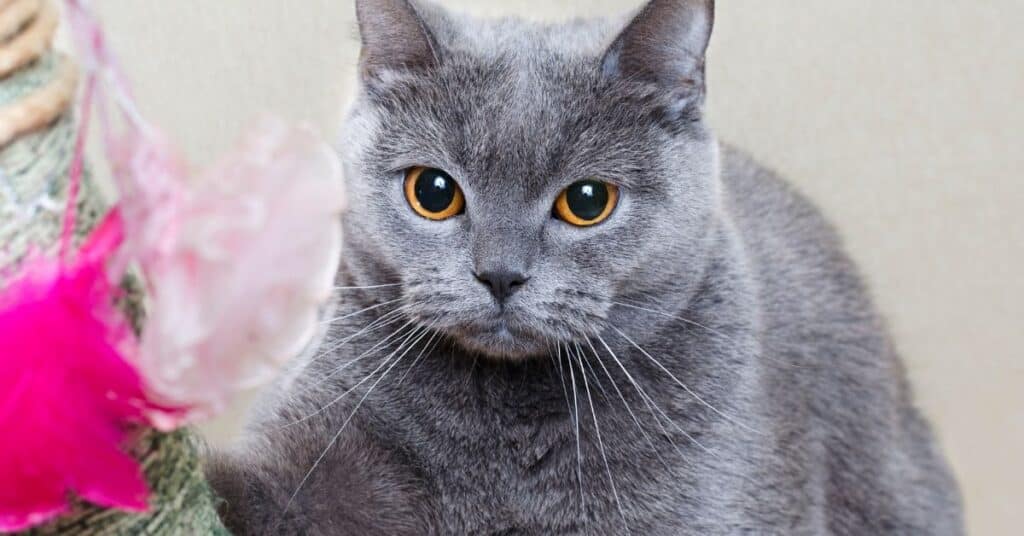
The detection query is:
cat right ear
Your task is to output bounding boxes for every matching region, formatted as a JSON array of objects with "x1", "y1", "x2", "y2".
[
  {"x1": 601, "y1": 0, "x2": 714, "y2": 105},
  {"x1": 355, "y1": 0, "x2": 441, "y2": 82}
]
